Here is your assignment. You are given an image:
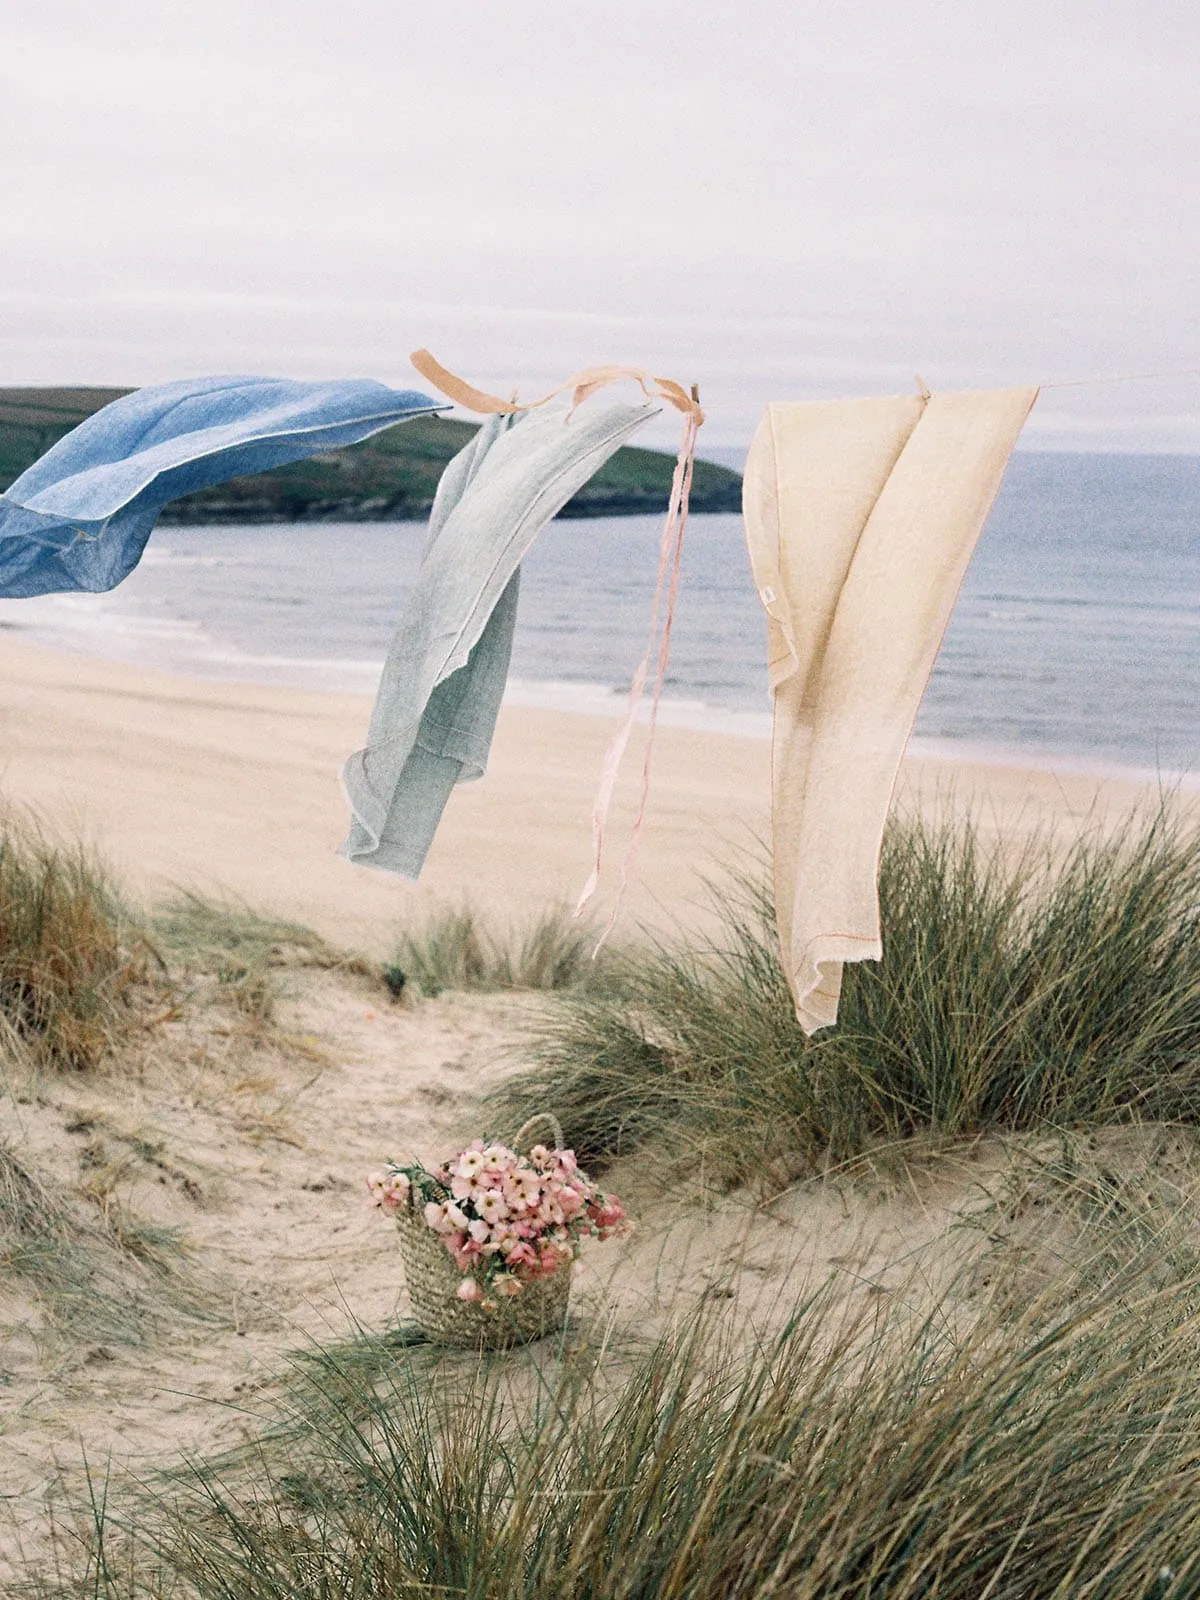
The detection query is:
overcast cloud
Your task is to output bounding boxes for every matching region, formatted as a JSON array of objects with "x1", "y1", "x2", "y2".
[{"x1": 2, "y1": 0, "x2": 1198, "y2": 449}]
